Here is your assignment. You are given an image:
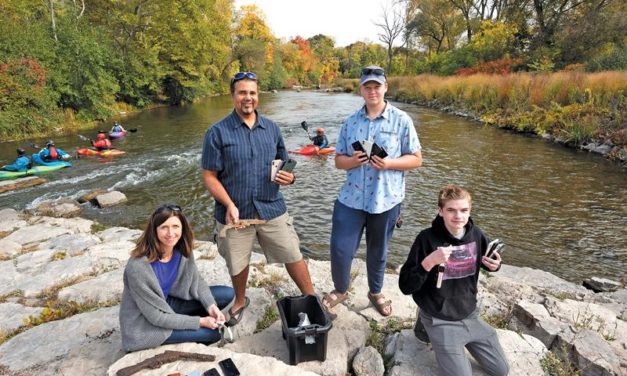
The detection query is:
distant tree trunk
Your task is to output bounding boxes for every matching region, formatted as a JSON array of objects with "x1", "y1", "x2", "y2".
[
  {"x1": 376, "y1": 3, "x2": 405, "y2": 73},
  {"x1": 49, "y1": 0, "x2": 58, "y2": 42}
]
